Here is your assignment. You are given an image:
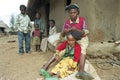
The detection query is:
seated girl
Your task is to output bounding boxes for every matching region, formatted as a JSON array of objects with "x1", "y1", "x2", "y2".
[
  {"x1": 42, "y1": 30, "x2": 83, "y2": 78},
  {"x1": 40, "y1": 20, "x2": 57, "y2": 52}
]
